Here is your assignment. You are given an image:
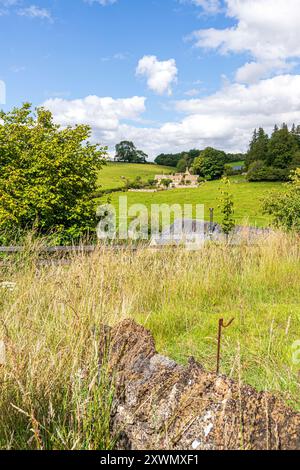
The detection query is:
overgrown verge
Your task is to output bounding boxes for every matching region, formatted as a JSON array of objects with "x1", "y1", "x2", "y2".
[{"x1": 0, "y1": 233, "x2": 299, "y2": 448}]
